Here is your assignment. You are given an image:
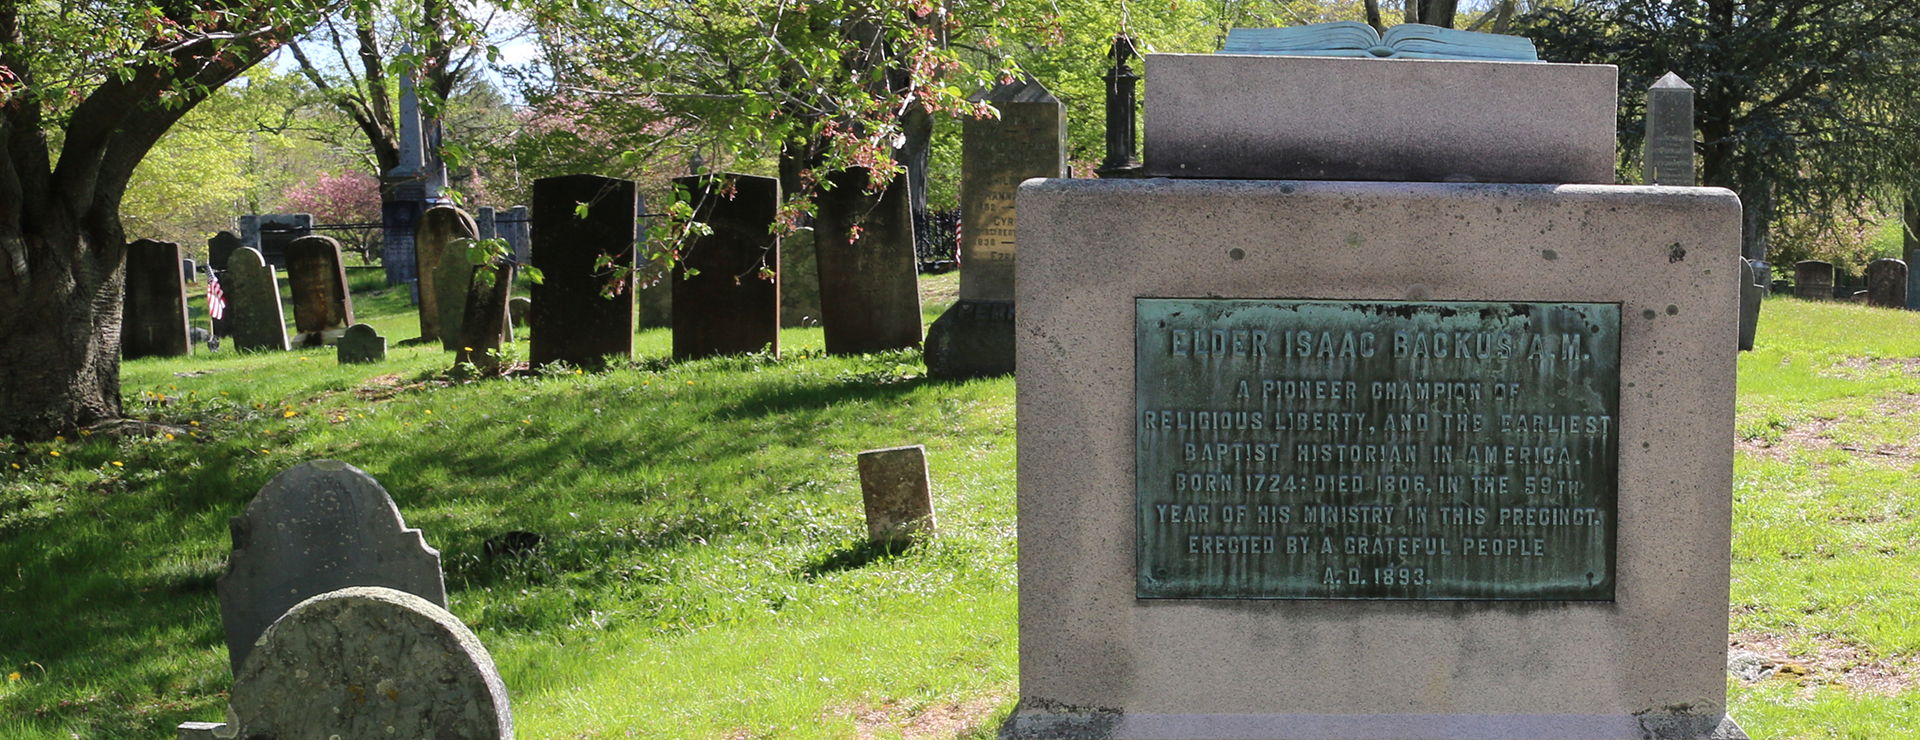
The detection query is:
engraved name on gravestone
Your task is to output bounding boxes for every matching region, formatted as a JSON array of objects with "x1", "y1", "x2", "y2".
[{"x1": 1135, "y1": 299, "x2": 1620, "y2": 600}]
